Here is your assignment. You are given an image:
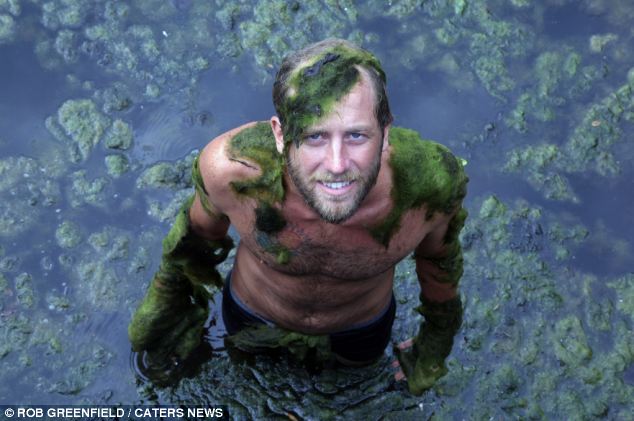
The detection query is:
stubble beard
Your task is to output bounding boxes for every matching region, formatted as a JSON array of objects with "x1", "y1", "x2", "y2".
[{"x1": 287, "y1": 149, "x2": 382, "y2": 224}]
